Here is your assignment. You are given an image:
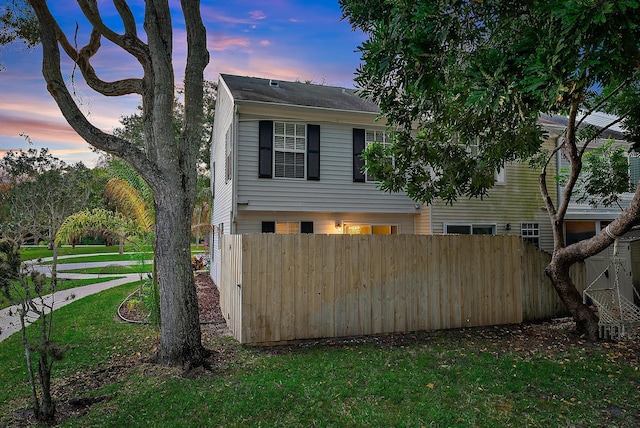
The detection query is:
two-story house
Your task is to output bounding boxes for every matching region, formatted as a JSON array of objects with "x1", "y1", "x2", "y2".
[
  {"x1": 210, "y1": 74, "x2": 420, "y2": 284},
  {"x1": 210, "y1": 74, "x2": 564, "y2": 285}
]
